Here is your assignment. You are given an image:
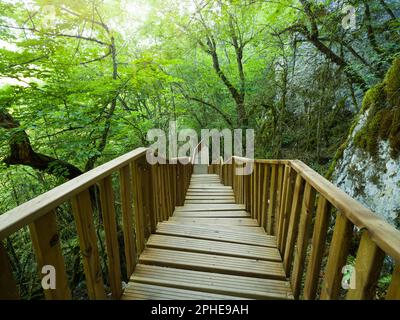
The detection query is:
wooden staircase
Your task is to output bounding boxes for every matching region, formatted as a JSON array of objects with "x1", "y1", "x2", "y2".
[
  {"x1": 1, "y1": 148, "x2": 399, "y2": 300},
  {"x1": 122, "y1": 173, "x2": 293, "y2": 300}
]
